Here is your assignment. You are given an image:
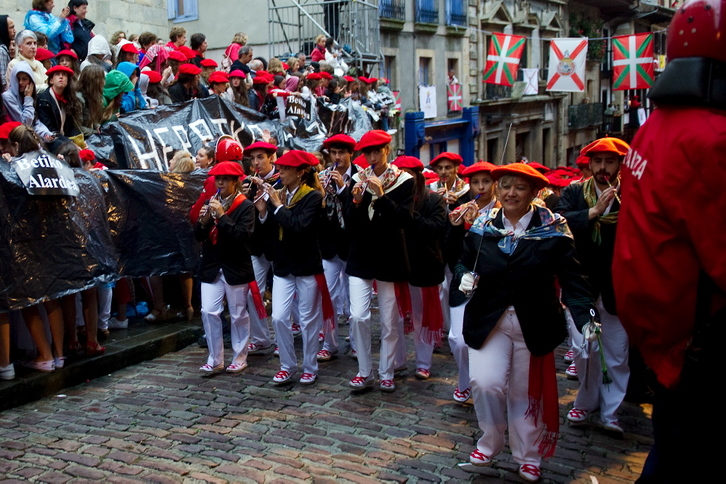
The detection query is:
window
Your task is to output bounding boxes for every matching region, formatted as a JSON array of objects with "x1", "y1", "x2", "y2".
[
  {"x1": 380, "y1": 0, "x2": 405, "y2": 20},
  {"x1": 445, "y1": 0, "x2": 467, "y2": 27},
  {"x1": 419, "y1": 57, "x2": 432, "y2": 85},
  {"x1": 415, "y1": 0, "x2": 438, "y2": 24},
  {"x1": 447, "y1": 58, "x2": 459, "y2": 84},
  {"x1": 384, "y1": 56, "x2": 397, "y2": 87},
  {"x1": 168, "y1": 0, "x2": 198, "y2": 23}
]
